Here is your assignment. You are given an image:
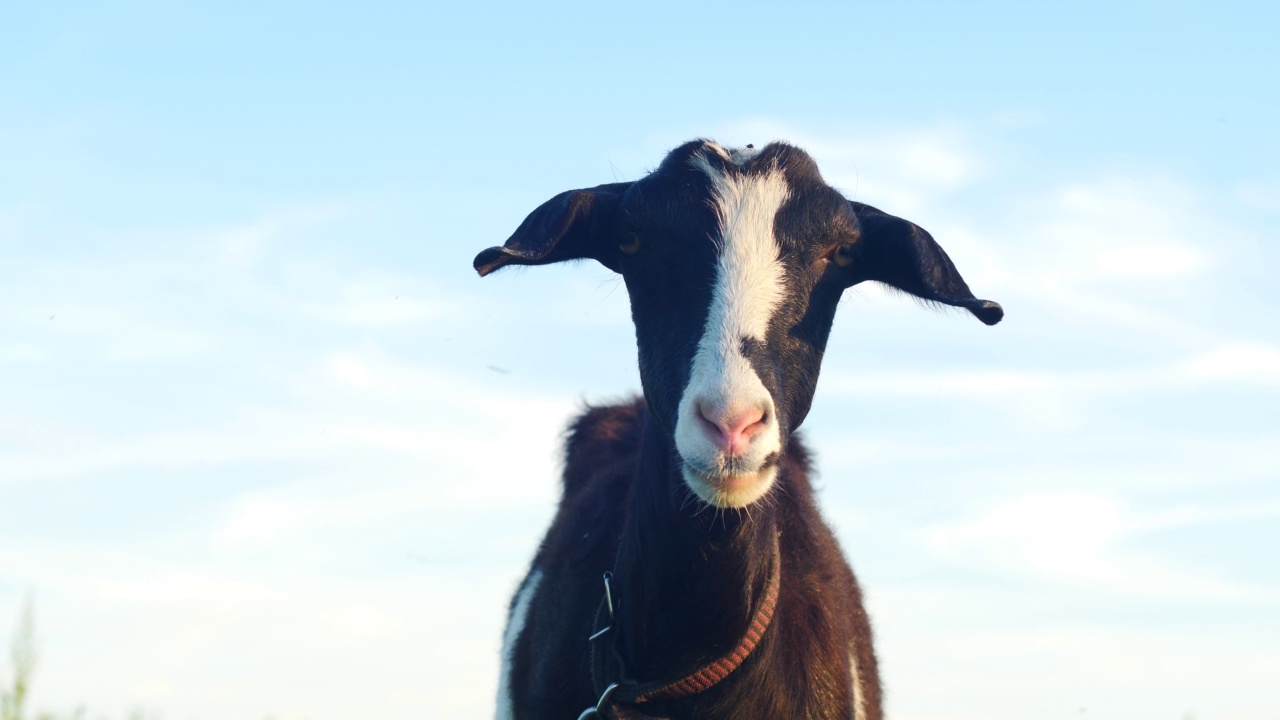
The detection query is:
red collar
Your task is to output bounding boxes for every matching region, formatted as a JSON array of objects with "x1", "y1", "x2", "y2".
[{"x1": 581, "y1": 534, "x2": 782, "y2": 720}]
